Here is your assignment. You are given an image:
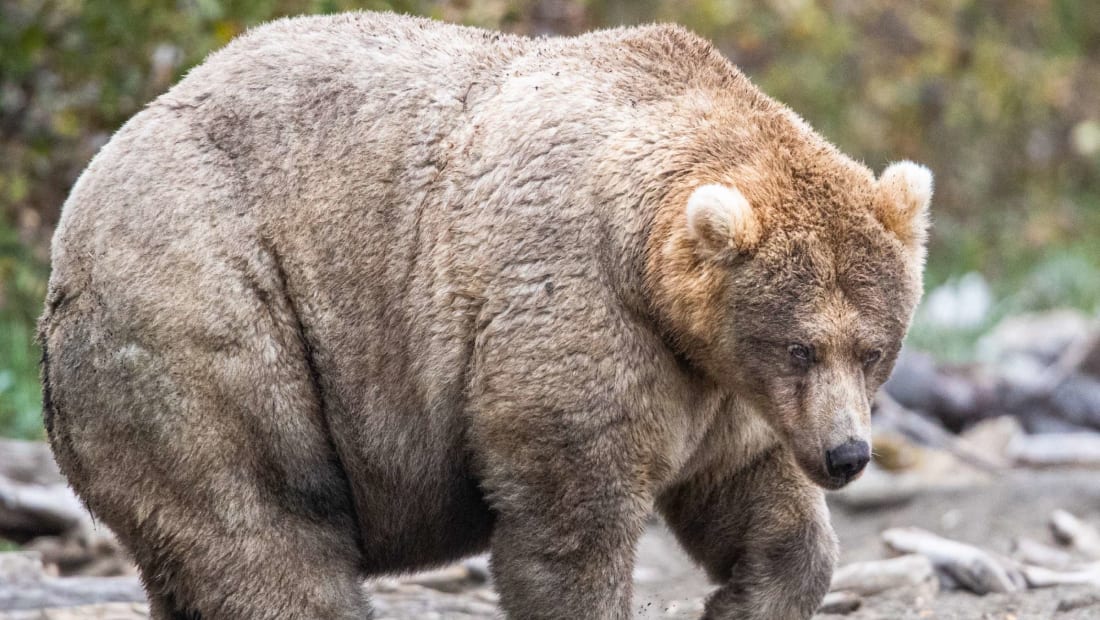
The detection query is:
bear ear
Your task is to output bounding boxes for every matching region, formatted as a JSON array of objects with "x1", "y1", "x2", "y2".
[
  {"x1": 875, "y1": 161, "x2": 933, "y2": 254},
  {"x1": 685, "y1": 183, "x2": 761, "y2": 257}
]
